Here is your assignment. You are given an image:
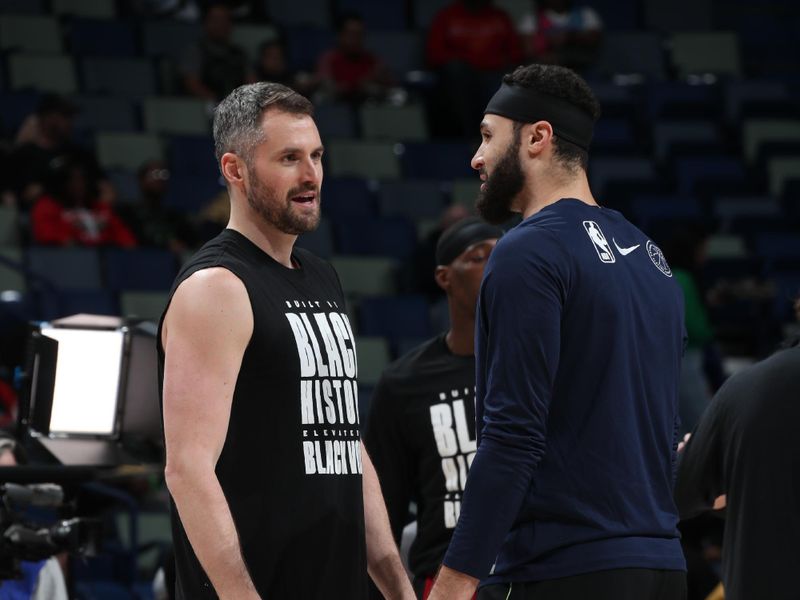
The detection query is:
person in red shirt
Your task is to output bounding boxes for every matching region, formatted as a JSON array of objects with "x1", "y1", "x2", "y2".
[
  {"x1": 316, "y1": 13, "x2": 391, "y2": 103},
  {"x1": 426, "y1": 0, "x2": 523, "y2": 137},
  {"x1": 31, "y1": 157, "x2": 136, "y2": 248}
]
